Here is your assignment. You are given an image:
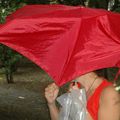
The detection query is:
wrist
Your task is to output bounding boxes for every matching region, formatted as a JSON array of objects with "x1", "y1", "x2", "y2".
[{"x1": 47, "y1": 102, "x2": 56, "y2": 107}]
